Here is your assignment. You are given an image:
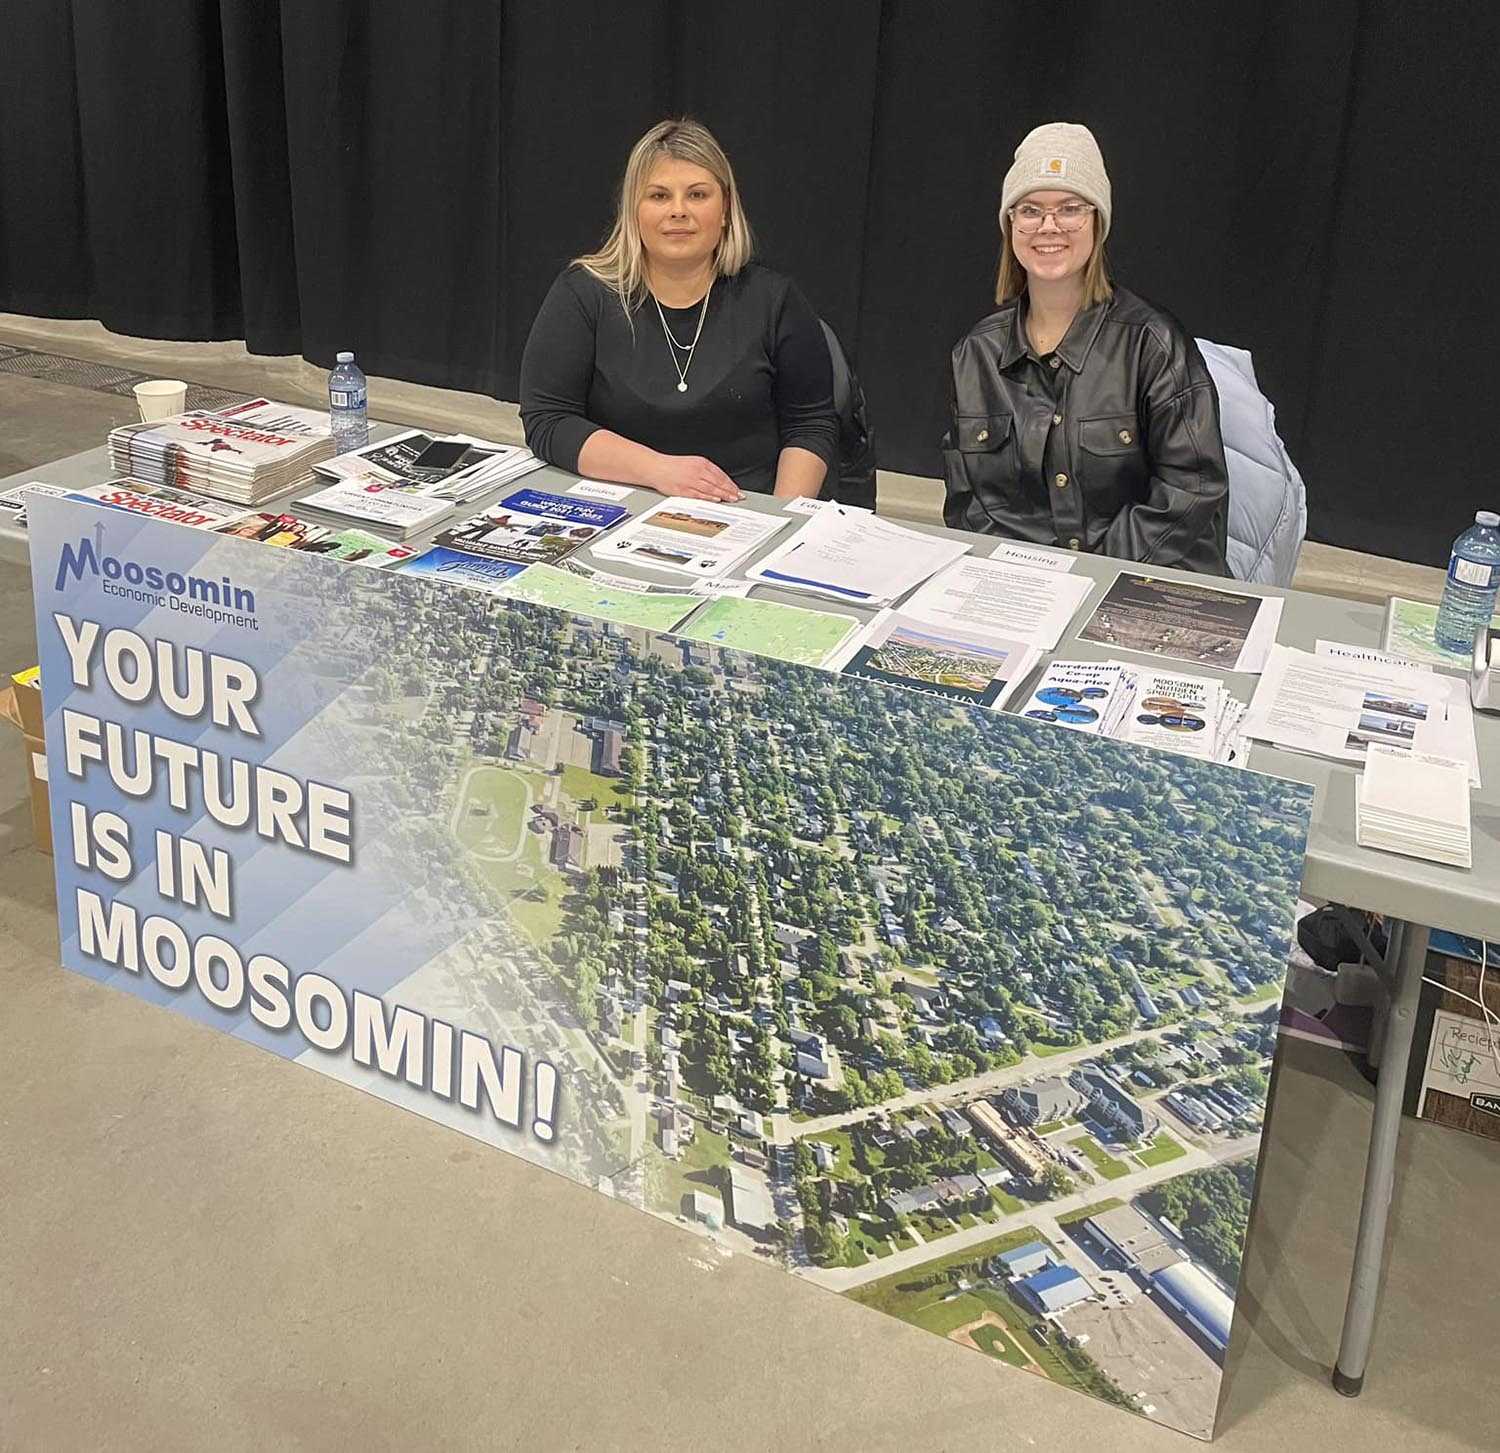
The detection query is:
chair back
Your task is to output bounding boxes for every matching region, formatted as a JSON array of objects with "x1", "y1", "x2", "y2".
[
  {"x1": 1197, "y1": 338, "x2": 1307, "y2": 588},
  {"x1": 819, "y1": 319, "x2": 877, "y2": 510}
]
